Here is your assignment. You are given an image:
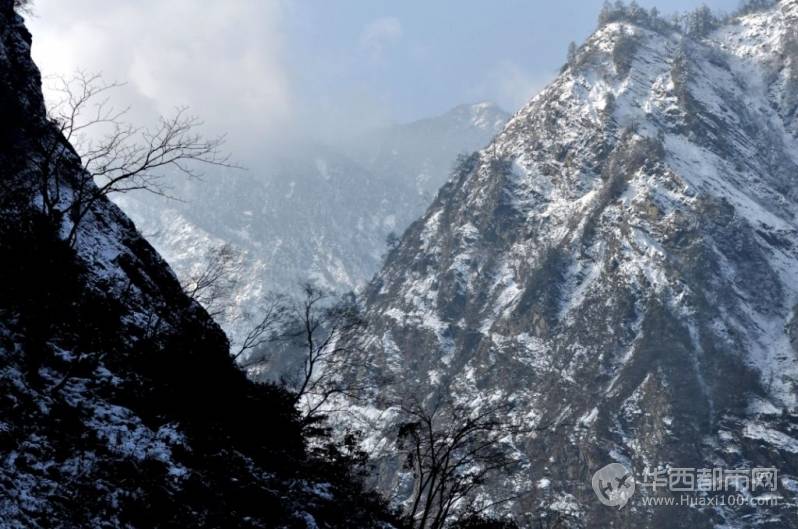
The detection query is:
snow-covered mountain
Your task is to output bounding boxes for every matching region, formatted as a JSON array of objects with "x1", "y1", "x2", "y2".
[
  {"x1": 0, "y1": 3, "x2": 403, "y2": 527},
  {"x1": 115, "y1": 103, "x2": 508, "y2": 344},
  {"x1": 354, "y1": 2, "x2": 798, "y2": 527}
]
